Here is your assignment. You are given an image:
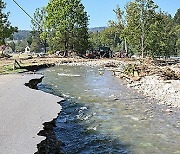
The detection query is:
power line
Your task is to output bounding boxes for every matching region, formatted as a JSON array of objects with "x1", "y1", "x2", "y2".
[
  {"x1": 11, "y1": 0, "x2": 47, "y2": 53},
  {"x1": 11, "y1": 0, "x2": 42, "y2": 28}
]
